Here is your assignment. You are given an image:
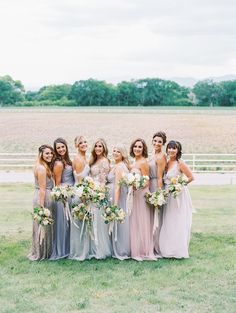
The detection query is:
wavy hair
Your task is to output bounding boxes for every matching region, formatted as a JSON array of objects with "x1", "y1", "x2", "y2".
[
  {"x1": 130, "y1": 138, "x2": 148, "y2": 158},
  {"x1": 113, "y1": 143, "x2": 130, "y2": 170},
  {"x1": 89, "y1": 138, "x2": 109, "y2": 166},
  {"x1": 53, "y1": 137, "x2": 72, "y2": 167},
  {"x1": 37, "y1": 144, "x2": 54, "y2": 177},
  {"x1": 166, "y1": 140, "x2": 182, "y2": 160}
]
